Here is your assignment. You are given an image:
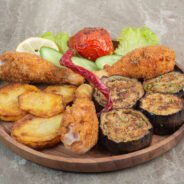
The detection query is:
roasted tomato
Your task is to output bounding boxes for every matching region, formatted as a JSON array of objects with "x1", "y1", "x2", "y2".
[{"x1": 68, "y1": 27, "x2": 114, "y2": 61}]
